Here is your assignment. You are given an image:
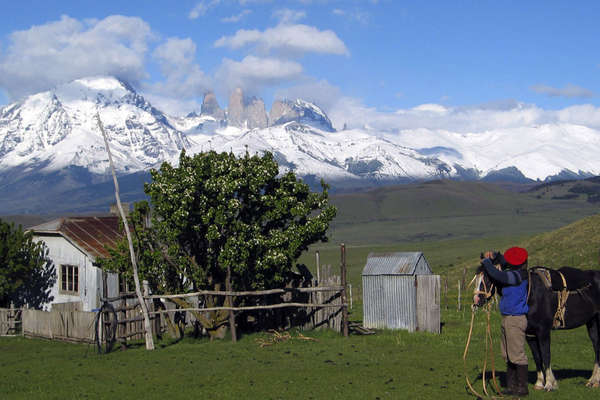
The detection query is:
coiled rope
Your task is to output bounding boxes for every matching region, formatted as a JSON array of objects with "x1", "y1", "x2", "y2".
[{"x1": 463, "y1": 303, "x2": 503, "y2": 398}]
